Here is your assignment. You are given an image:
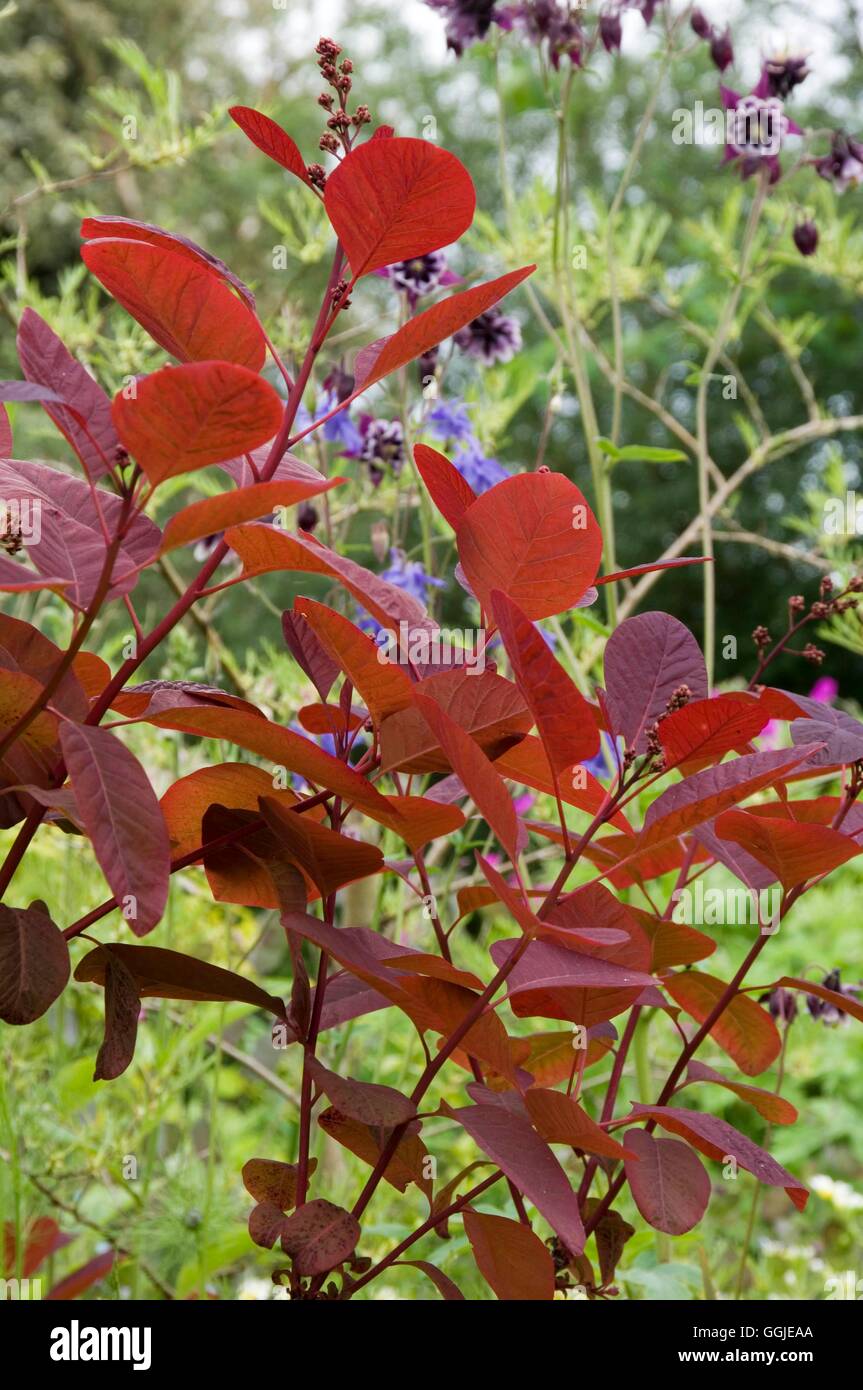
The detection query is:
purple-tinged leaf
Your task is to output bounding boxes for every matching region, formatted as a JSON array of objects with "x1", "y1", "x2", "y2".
[
  {"x1": 306, "y1": 1056, "x2": 415, "y2": 1127},
  {"x1": 59, "y1": 723, "x2": 171, "y2": 936},
  {"x1": 448, "y1": 1101, "x2": 585, "y2": 1255},
  {"x1": 92, "y1": 948, "x2": 141, "y2": 1080},
  {"x1": 393, "y1": 1259, "x2": 465, "y2": 1300},
  {"x1": 279, "y1": 1199, "x2": 360, "y2": 1278},
  {"x1": 0, "y1": 902, "x2": 70, "y2": 1024},
  {"x1": 604, "y1": 612, "x2": 708, "y2": 753},
  {"x1": 624, "y1": 1128, "x2": 711, "y2": 1235},
  {"x1": 627, "y1": 1104, "x2": 808, "y2": 1209},
  {"x1": 16, "y1": 308, "x2": 119, "y2": 479}
]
